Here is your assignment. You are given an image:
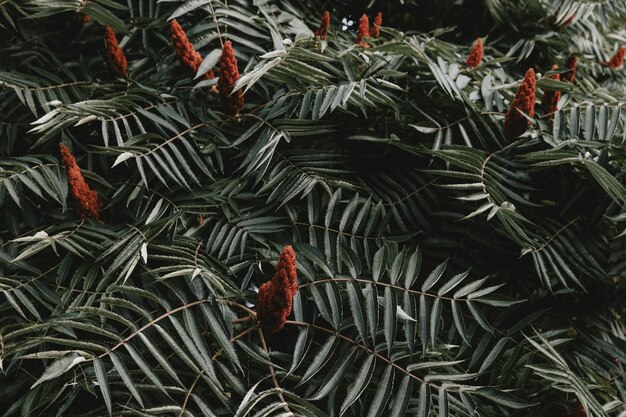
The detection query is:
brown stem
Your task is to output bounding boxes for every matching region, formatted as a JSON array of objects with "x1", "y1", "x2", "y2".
[
  {"x1": 285, "y1": 320, "x2": 427, "y2": 385},
  {"x1": 178, "y1": 372, "x2": 202, "y2": 417},
  {"x1": 230, "y1": 324, "x2": 259, "y2": 343},
  {"x1": 257, "y1": 328, "x2": 292, "y2": 415}
]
